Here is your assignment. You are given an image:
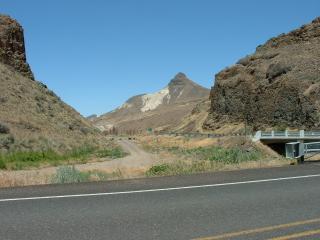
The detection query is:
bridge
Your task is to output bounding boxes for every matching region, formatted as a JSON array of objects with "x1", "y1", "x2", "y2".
[
  {"x1": 253, "y1": 130, "x2": 320, "y2": 143},
  {"x1": 253, "y1": 130, "x2": 320, "y2": 161}
]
